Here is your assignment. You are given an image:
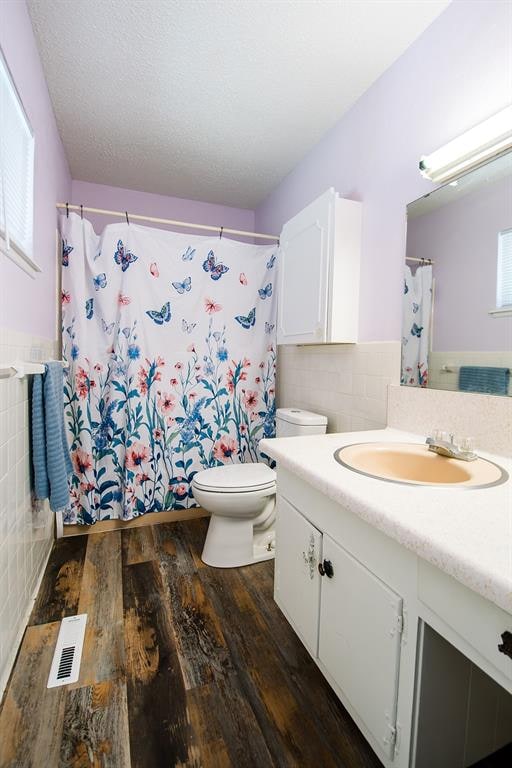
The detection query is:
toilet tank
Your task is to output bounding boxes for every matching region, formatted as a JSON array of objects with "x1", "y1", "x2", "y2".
[{"x1": 276, "y1": 408, "x2": 328, "y2": 438}]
